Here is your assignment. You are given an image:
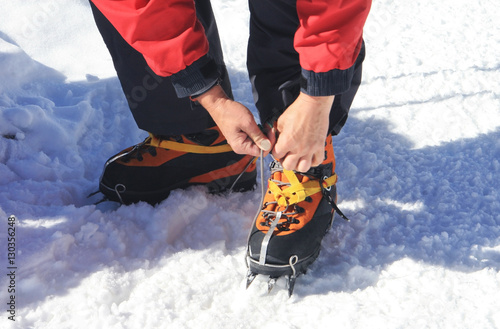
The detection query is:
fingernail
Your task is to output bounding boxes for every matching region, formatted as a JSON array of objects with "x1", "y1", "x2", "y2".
[{"x1": 260, "y1": 139, "x2": 271, "y2": 151}]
